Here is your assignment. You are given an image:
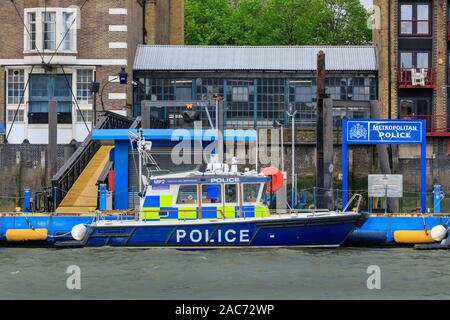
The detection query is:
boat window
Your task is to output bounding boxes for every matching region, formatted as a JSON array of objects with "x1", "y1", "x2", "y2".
[
  {"x1": 201, "y1": 184, "x2": 221, "y2": 203},
  {"x1": 243, "y1": 184, "x2": 259, "y2": 203},
  {"x1": 225, "y1": 184, "x2": 237, "y2": 203},
  {"x1": 176, "y1": 185, "x2": 197, "y2": 204}
]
